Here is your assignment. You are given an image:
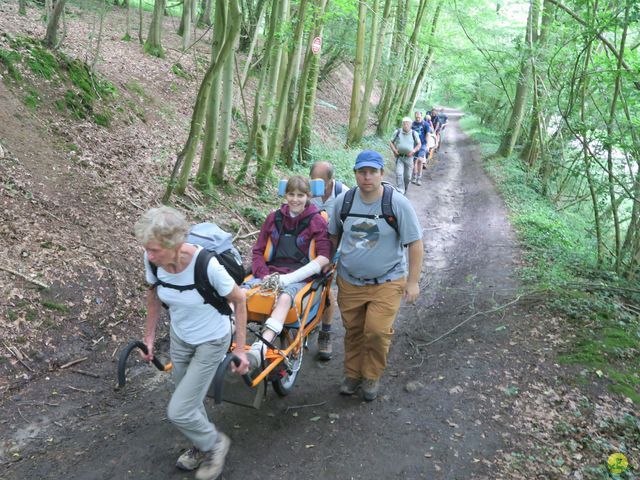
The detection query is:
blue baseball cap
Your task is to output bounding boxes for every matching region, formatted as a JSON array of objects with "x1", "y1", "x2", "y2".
[{"x1": 354, "y1": 150, "x2": 384, "y2": 171}]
